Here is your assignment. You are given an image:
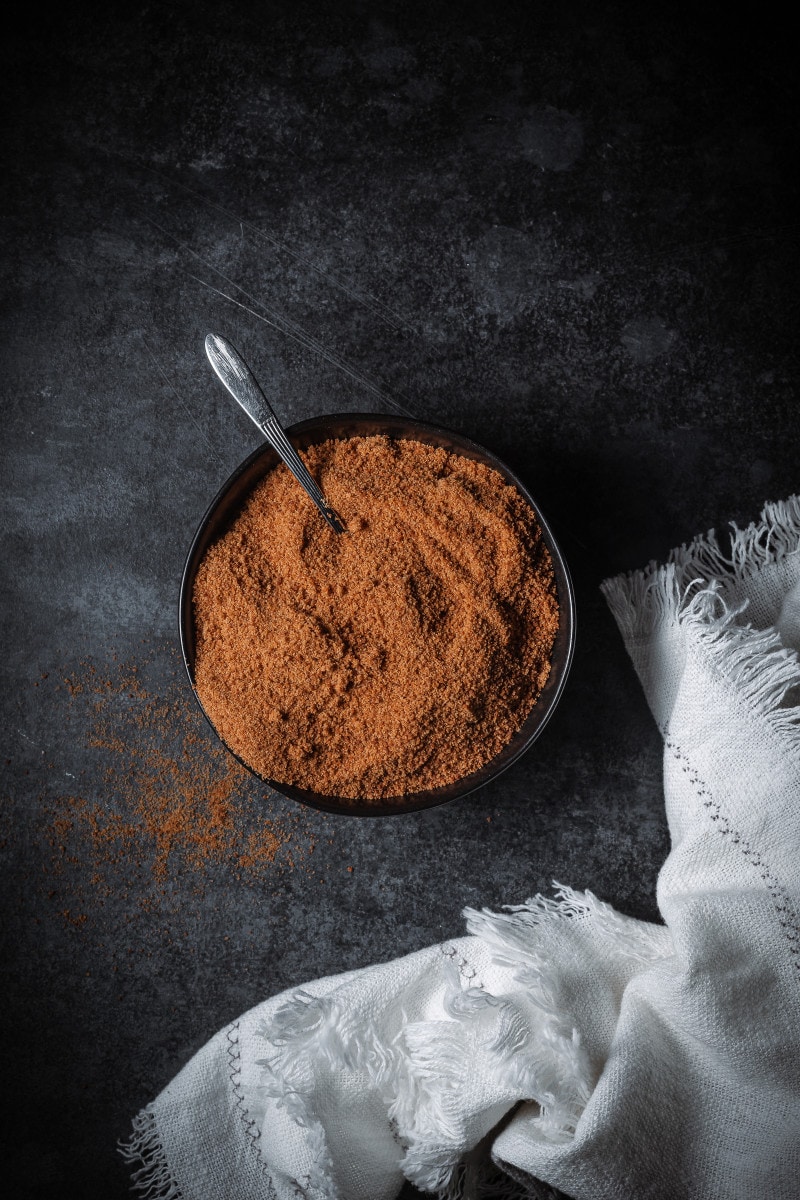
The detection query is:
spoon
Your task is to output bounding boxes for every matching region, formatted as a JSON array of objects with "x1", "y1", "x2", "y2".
[{"x1": 204, "y1": 333, "x2": 345, "y2": 534}]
